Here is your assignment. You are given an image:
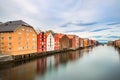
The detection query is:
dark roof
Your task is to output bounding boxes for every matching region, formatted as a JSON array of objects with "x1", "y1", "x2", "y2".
[
  {"x1": 0, "y1": 22, "x2": 2, "y2": 24},
  {"x1": 0, "y1": 20, "x2": 32, "y2": 32}
]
